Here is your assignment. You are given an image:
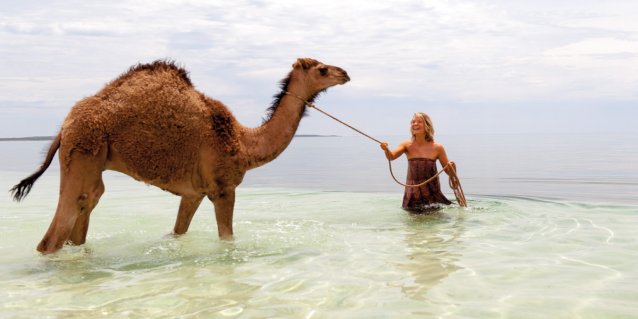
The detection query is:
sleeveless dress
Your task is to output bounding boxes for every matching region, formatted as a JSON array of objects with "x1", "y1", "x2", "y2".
[{"x1": 402, "y1": 158, "x2": 452, "y2": 211}]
